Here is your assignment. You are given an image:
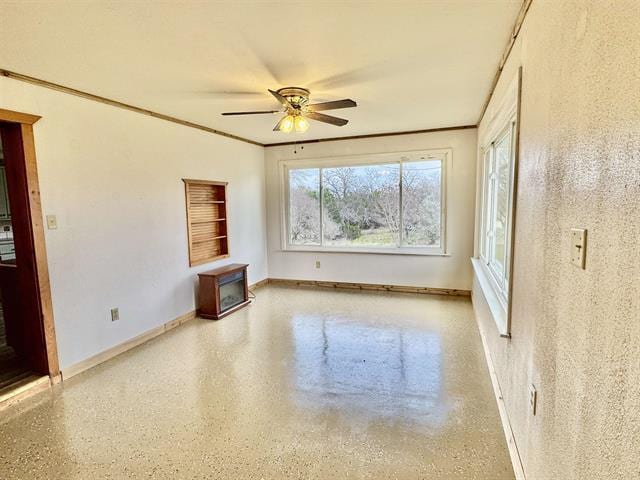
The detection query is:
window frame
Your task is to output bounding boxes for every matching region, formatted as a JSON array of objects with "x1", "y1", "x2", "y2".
[
  {"x1": 279, "y1": 149, "x2": 450, "y2": 256},
  {"x1": 474, "y1": 66, "x2": 521, "y2": 337},
  {"x1": 479, "y1": 121, "x2": 516, "y2": 303}
]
